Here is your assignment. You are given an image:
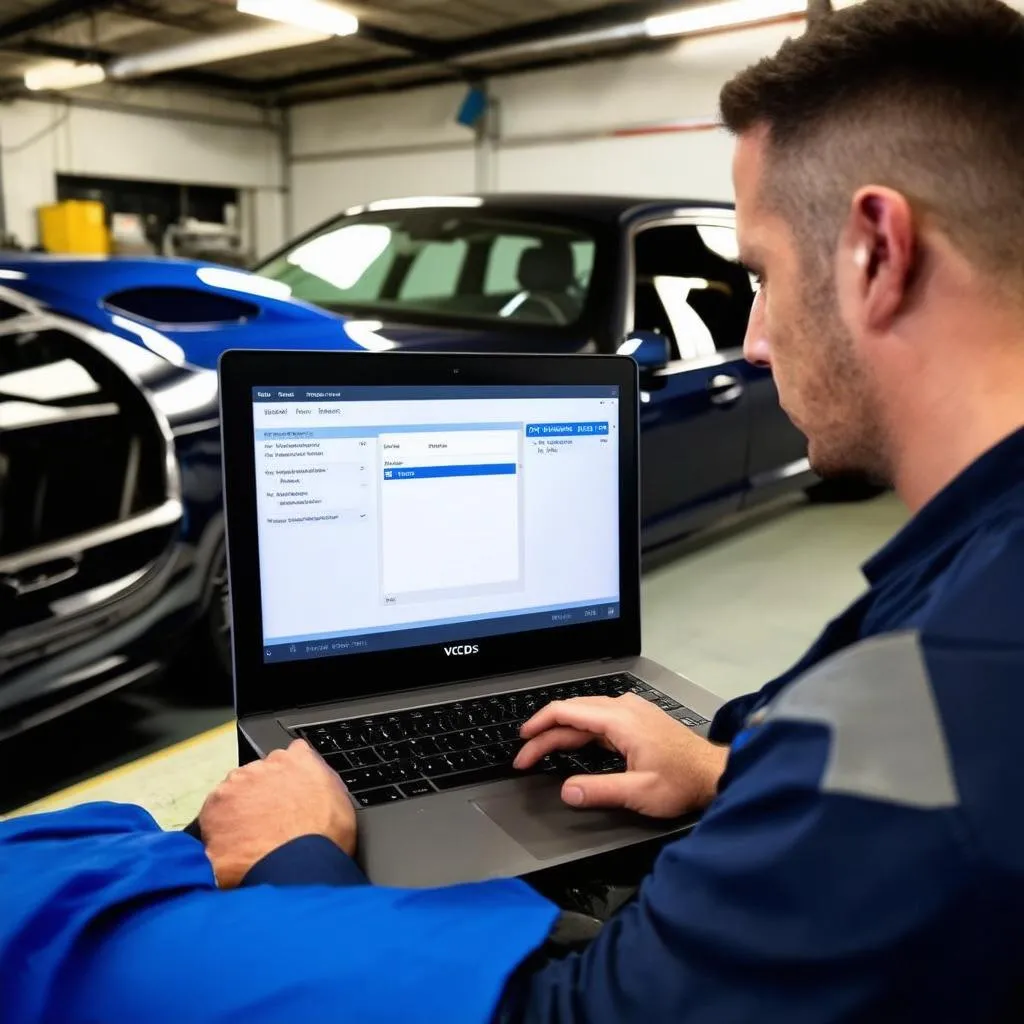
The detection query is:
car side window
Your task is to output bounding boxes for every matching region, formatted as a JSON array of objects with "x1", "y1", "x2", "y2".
[{"x1": 631, "y1": 223, "x2": 753, "y2": 361}]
